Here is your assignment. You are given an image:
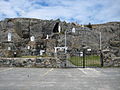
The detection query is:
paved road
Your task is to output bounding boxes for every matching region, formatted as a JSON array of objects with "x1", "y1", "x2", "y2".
[{"x1": 0, "y1": 68, "x2": 120, "y2": 90}]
